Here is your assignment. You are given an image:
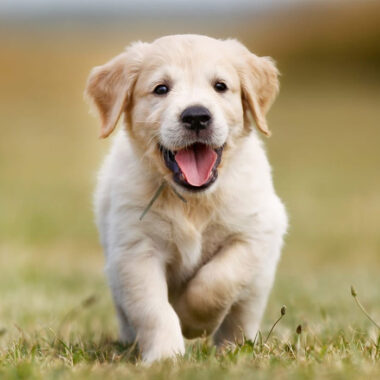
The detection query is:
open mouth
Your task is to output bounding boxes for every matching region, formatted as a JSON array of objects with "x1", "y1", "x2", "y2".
[{"x1": 159, "y1": 143, "x2": 224, "y2": 191}]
